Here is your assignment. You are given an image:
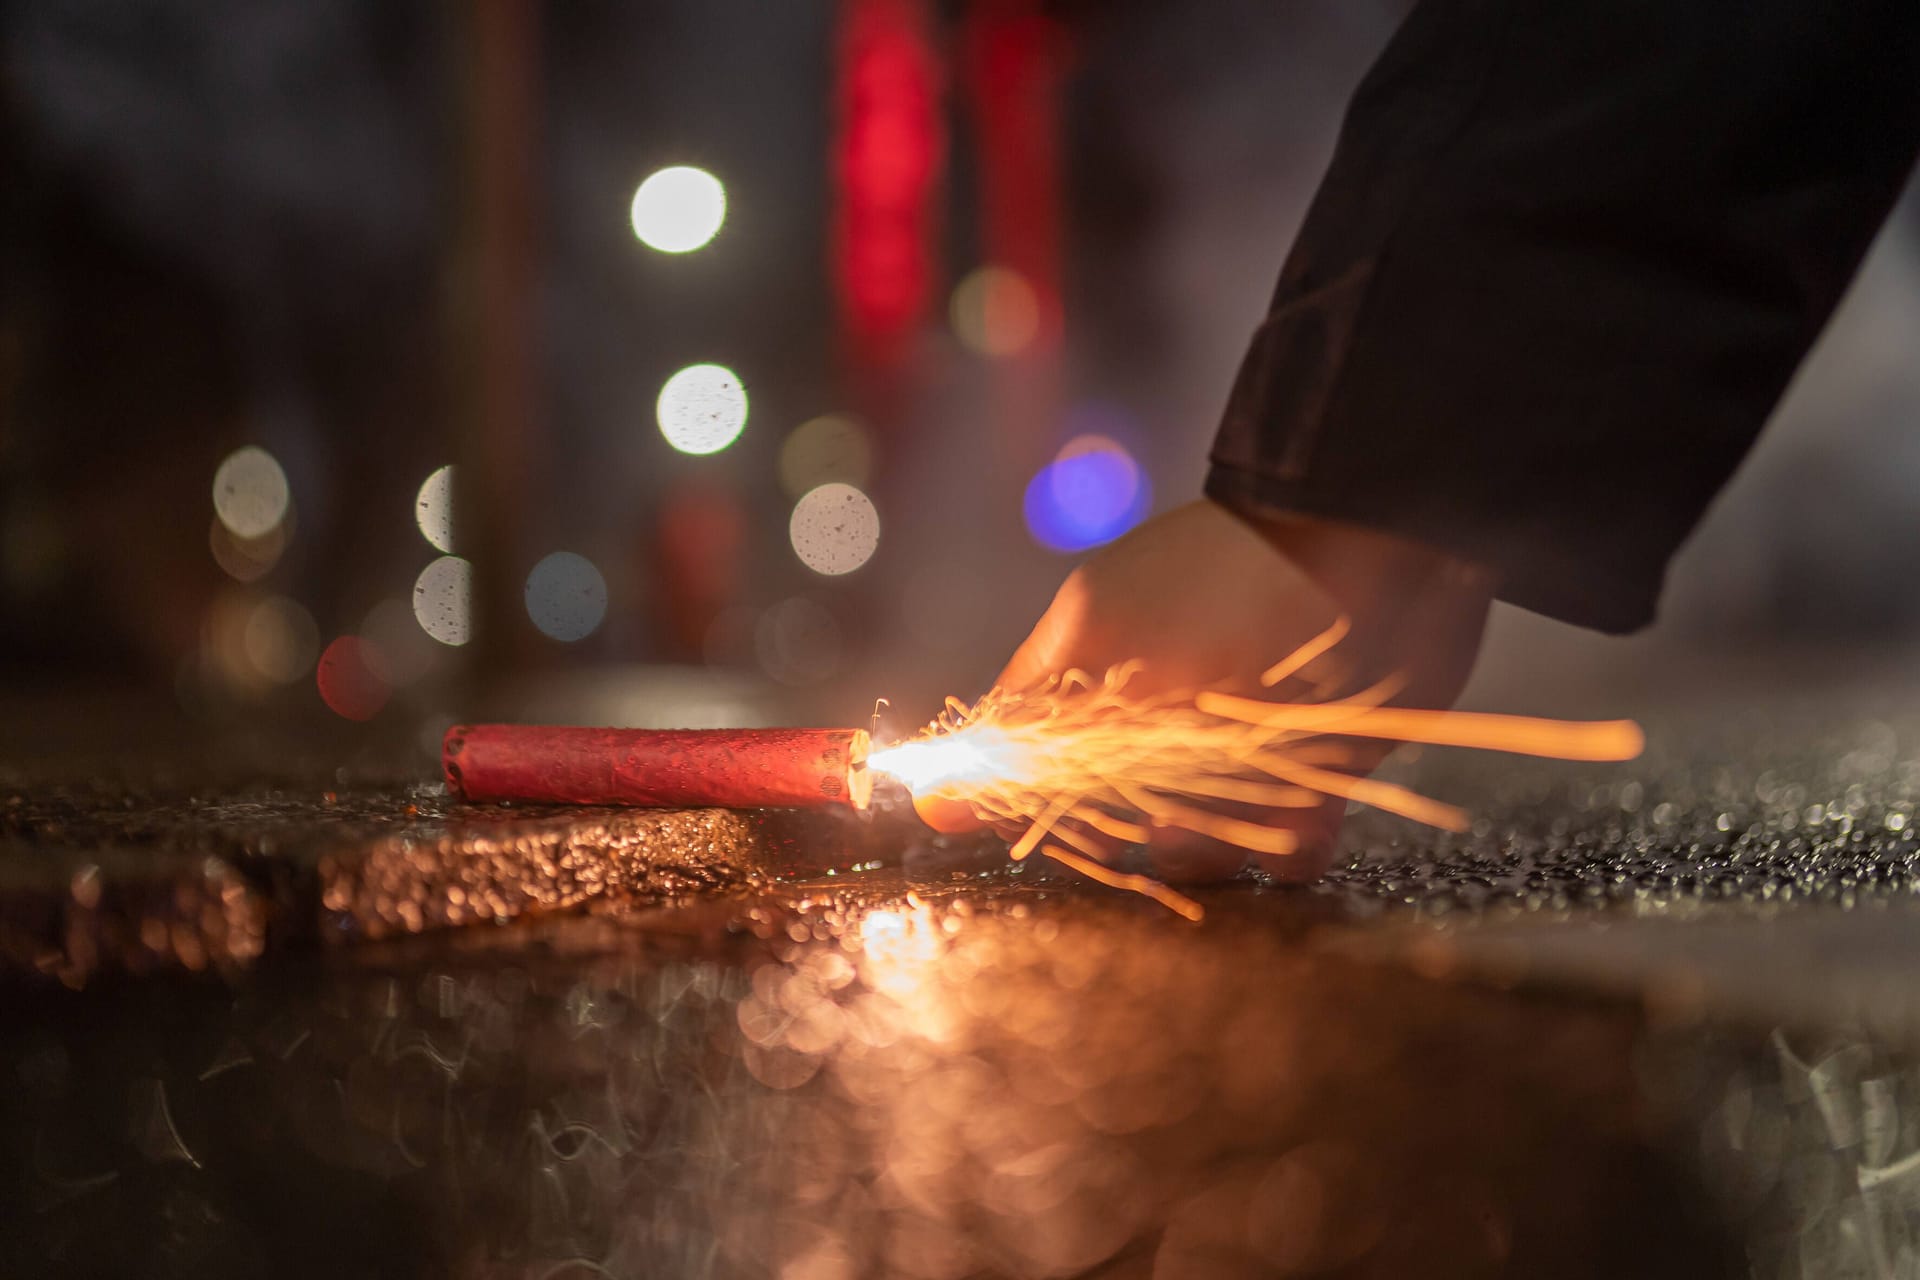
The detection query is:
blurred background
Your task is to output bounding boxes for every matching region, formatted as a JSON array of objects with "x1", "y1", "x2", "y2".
[{"x1": 4, "y1": 0, "x2": 1918, "y2": 765}]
